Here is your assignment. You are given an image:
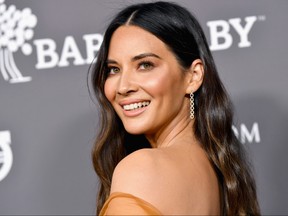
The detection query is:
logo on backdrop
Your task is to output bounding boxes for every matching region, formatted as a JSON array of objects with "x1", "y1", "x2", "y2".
[
  {"x1": 0, "y1": 0, "x2": 266, "y2": 84},
  {"x1": 207, "y1": 16, "x2": 266, "y2": 51},
  {"x1": 0, "y1": 0, "x2": 37, "y2": 83},
  {"x1": 232, "y1": 122, "x2": 261, "y2": 144},
  {"x1": 0, "y1": 130, "x2": 13, "y2": 182}
]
